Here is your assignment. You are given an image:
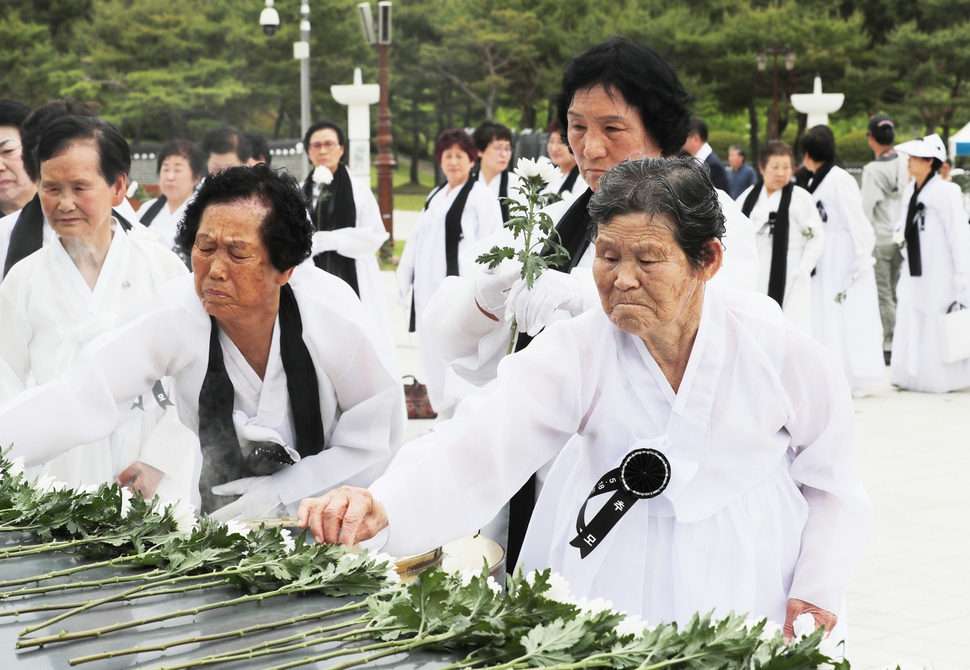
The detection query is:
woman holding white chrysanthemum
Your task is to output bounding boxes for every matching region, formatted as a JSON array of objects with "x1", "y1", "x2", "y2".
[
  {"x1": 396, "y1": 129, "x2": 503, "y2": 418},
  {"x1": 302, "y1": 120, "x2": 396, "y2": 371}
]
